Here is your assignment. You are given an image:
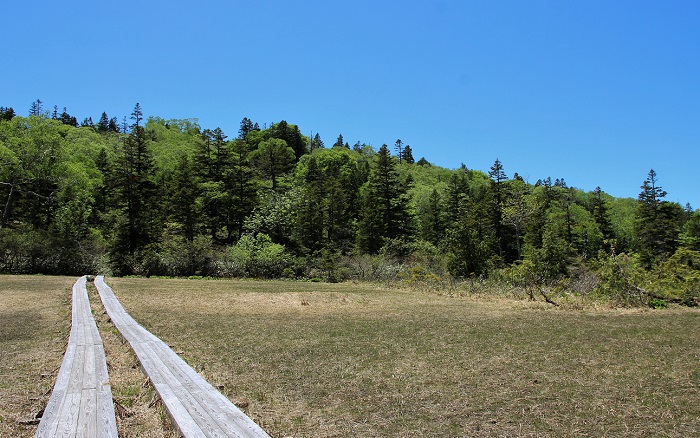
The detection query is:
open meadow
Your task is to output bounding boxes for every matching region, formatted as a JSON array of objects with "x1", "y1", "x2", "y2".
[
  {"x1": 0, "y1": 276, "x2": 73, "y2": 436},
  {"x1": 108, "y1": 277, "x2": 700, "y2": 437},
  {"x1": 2, "y1": 276, "x2": 699, "y2": 437}
]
